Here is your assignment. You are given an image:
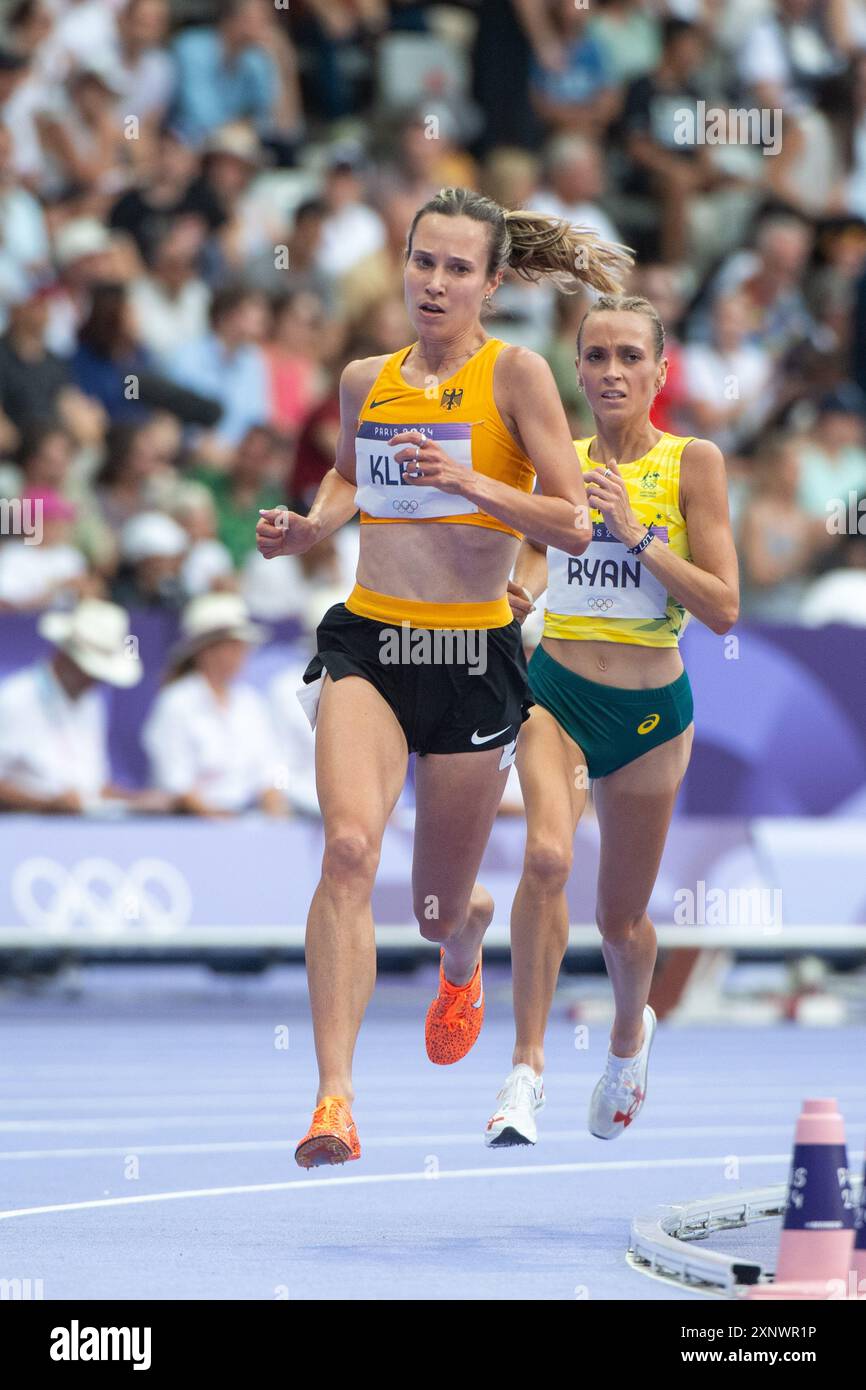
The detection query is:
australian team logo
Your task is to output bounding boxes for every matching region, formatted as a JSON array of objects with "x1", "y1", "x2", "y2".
[
  {"x1": 638, "y1": 468, "x2": 662, "y2": 498},
  {"x1": 441, "y1": 388, "x2": 464, "y2": 410}
]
